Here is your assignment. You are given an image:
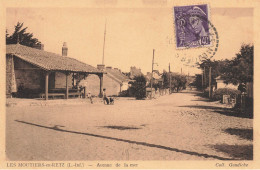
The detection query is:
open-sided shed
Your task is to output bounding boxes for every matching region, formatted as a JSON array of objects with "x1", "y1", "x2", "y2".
[{"x1": 6, "y1": 44, "x2": 105, "y2": 100}]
